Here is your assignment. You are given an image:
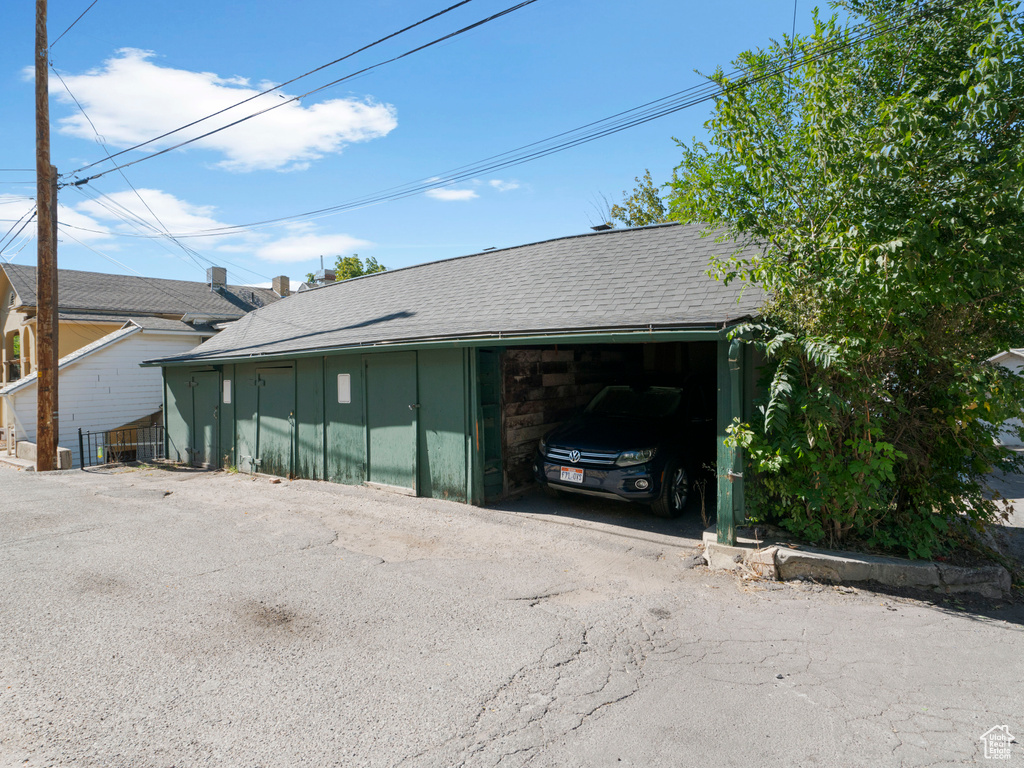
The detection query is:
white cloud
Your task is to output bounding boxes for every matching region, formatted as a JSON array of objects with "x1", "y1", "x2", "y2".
[
  {"x1": 56, "y1": 204, "x2": 115, "y2": 243},
  {"x1": 73, "y1": 188, "x2": 228, "y2": 236},
  {"x1": 0, "y1": 194, "x2": 114, "y2": 245},
  {"x1": 425, "y1": 187, "x2": 479, "y2": 202},
  {"x1": 49, "y1": 49, "x2": 397, "y2": 172},
  {"x1": 488, "y1": 179, "x2": 520, "y2": 192},
  {"x1": 254, "y1": 229, "x2": 372, "y2": 264}
]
